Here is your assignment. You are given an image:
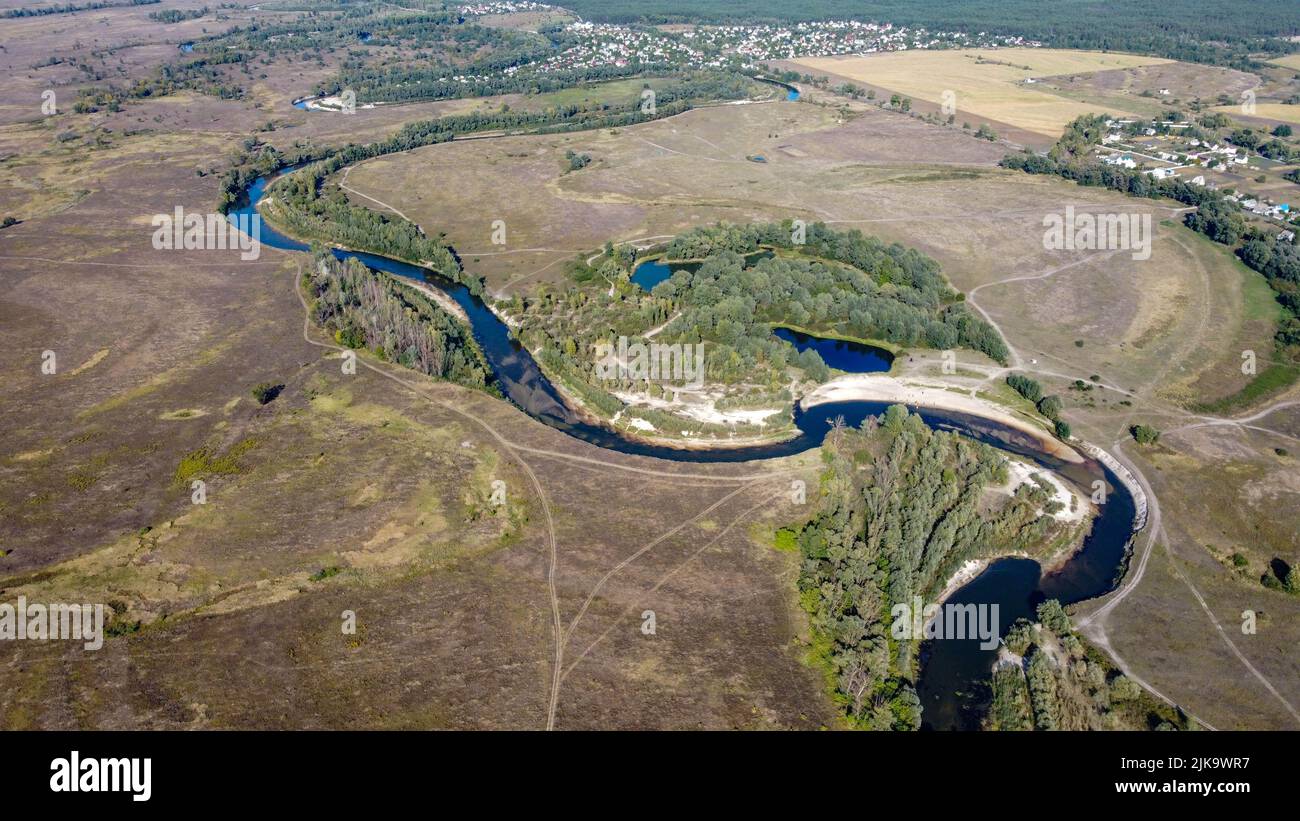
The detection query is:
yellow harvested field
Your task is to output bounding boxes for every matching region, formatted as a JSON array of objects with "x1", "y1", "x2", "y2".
[
  {"x1": 1214, "y1": 102, "x2": 1300, "y2": 125},
  {"x1": 1267, "y1": 54, "x2": 1300, "y2": 71},
  {"x1": 793, "y1": 48, "x2": 1169, "y2": 137}
]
